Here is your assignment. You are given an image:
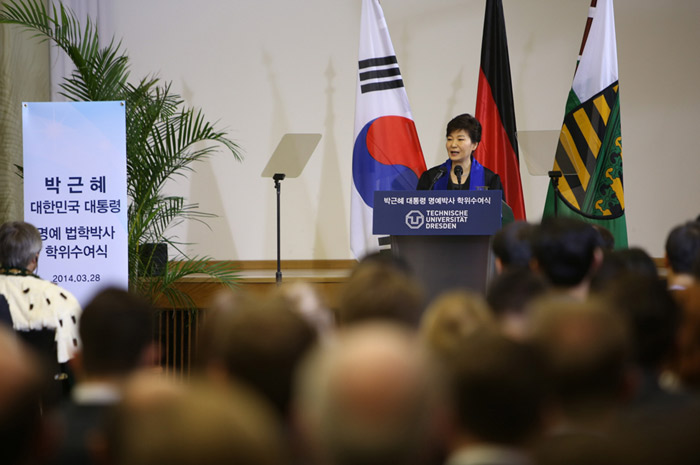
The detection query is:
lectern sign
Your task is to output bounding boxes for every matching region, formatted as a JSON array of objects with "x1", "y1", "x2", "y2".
[
  {"x1": 373, "y1": 191, "x2": 502, "y2": 235},
  {"x1": 23, "y1": 101, "x2": 128, "y2": 306}
]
